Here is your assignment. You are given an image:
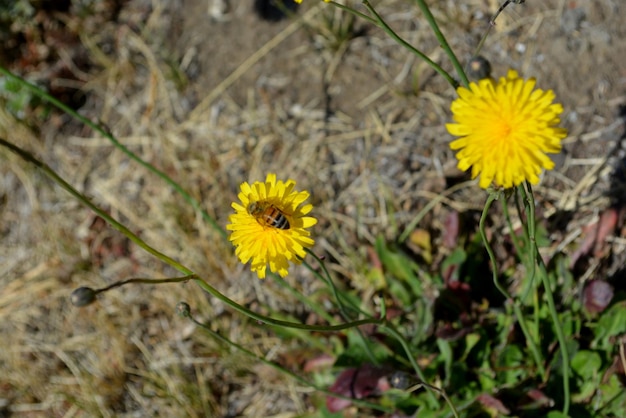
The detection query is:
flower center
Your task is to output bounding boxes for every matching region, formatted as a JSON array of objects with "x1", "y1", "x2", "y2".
[{"x1": 494, "y1": 117, "x2": 512, "y2": 140}]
